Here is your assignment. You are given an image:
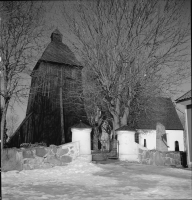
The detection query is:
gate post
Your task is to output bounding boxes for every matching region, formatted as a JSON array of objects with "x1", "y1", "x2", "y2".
[
  {"x1": 116, "y1": 126, "x2": 138, "y2": 161},
  {"x1": 71, "y1": 121, "x2": 92, "y2": 162}
]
